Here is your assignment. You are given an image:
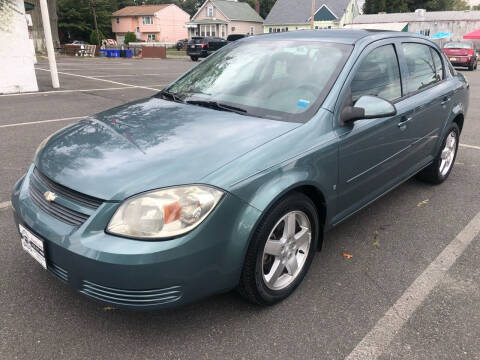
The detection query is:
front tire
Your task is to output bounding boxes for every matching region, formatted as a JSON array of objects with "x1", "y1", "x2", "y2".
[
  {"x1": 237, "y1": 192, "x2": 318, "y2": 305},
  {"x1": 416, "y1": 123, "x2": 459, "y2": 184},
  {"x1": 190, "y1": 56, "x2": 198, "y2": 61}
]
